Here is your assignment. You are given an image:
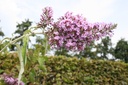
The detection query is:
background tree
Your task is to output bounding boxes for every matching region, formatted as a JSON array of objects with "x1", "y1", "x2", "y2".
[
  {"x1": 14, "y1": 19, "x2": 32, "y2": 45},
  {"x1": 34, "y1": 36, "x2": 45, "y2": 56},
  {"x1": 0, "y1": 21, "x2": 5, "y2": 51},
  {"x1": 75, "y1": 42, "x2": 97, "y2": 59},
  {"x1": 0, "y1": 20, "x2": 4, "y2": 37},
  {"x1": 55, "y1": 47, "x2": 72, "y2": 57},
  {"x1": 9, "y1": 19, "x2": 32, "y2": 51},
  {"x1": 0, "y1": 28, "x2": 4, "y2": 37},
  {"x1": 96, "y1": 36, "x2": 114, "y2": 59},
  {"x1": 0, "y1": 25, "x2": 5, "y2": 51},
  {"x1": 33, "y1": 36, "x2": 51, "y2": 56},
  {"x1": 114, "y1": 38, "x2": 128, "y2": 63}
]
